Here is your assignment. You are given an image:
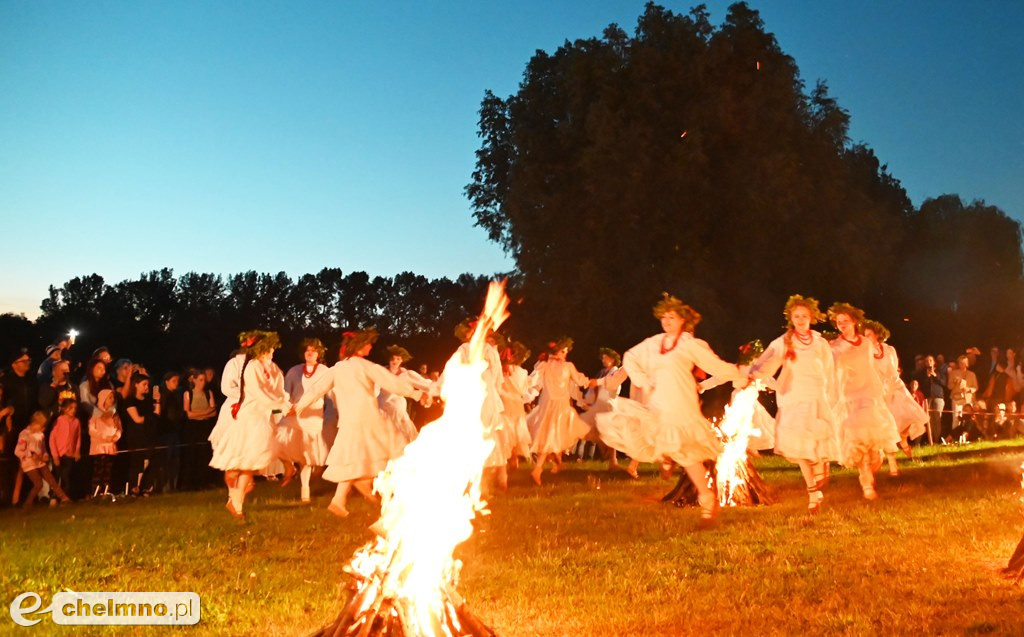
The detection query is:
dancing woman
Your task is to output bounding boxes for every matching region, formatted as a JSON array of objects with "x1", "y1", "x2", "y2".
[
  {"x1": 598, "y1": 294, "x2": 746, "y2": 523},
  {"x1": 379, "y1": 345, "x2": 434, "y2": 443},
  {"x1": 292, "y1": 329, "x2": 429, "y2": 517},
  {"x1": 748, "y1": 295, "x2": 838, "y2": 513},
  {"x1": 578, "y1": 348, "x2": 624, "y2": 471},
  {"x1": 498, "y1": 341, "x2": 533, "y2": 468},
  {"x1": 527, "y1": 338, "x2": 593, "y2": 485},
  {"x1": 862, "y1": 320, "x2": 926, "y2": 469},
  {"x1": 275, "y1": 338, "x2": 337, "y2": 503},
  {"x1": 828, "y1": 304, "x2": 900, "y2": 500},
  {"x1": 209, "y1": 331, "x2": 290, "y2": 519}
]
